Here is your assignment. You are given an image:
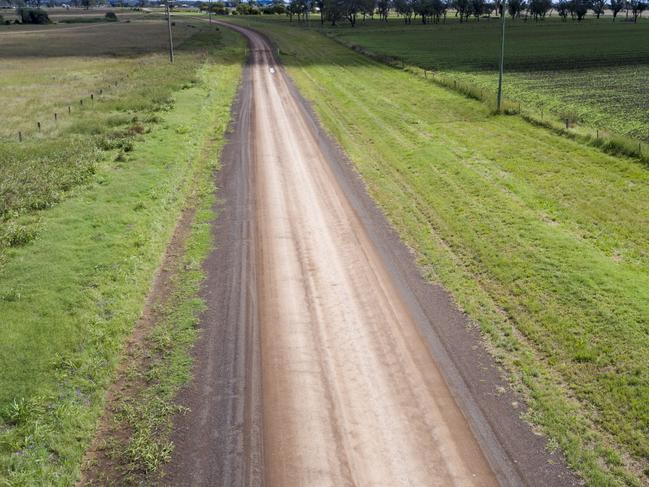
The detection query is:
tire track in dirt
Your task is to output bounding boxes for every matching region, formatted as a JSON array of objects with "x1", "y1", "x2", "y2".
[{"x1": 165, "y1": 22, "x2": 580, "y2": 487}]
